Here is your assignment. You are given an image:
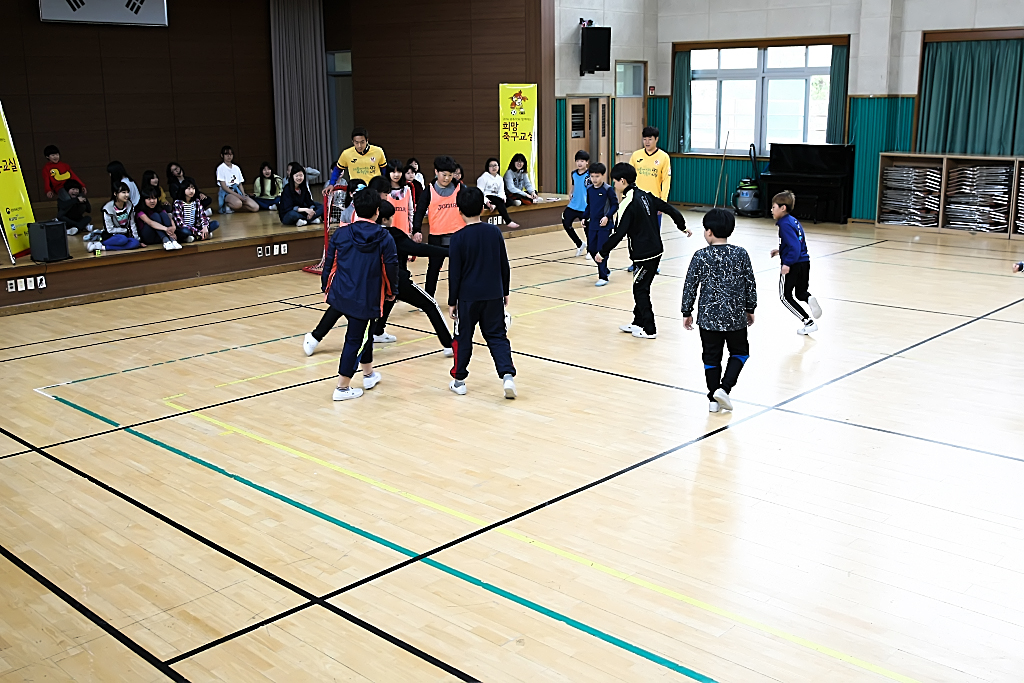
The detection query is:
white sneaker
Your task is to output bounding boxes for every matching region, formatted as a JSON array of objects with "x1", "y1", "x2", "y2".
[
  {"x1": 595, "y1": 279, "x2": 608, "y2": 287},
  {"x1": 373, "y1": 333, "x2": 397, "y2": 343},
  {"x1": 204, "y1": 208, "x2": 213, "y2": 217},
  {"x1": 502, "y1": 375, "x2": 517, "y2": 399},
  {"x1": 333, "y1": 387, "x2": 363, "y2": 401},
  {"x1": 163, "y1": 241, "x2": 176, "y2": 251},
  {"x1": 797, "y1": 321, "x2": 819, "y2": 335},
  {"x1": 185, "y1": 235, "x2": 195, "y2": 243},
  {"x1": 450, "y1": 379, "x2": 467, "y2": 395},
  {"x1": 575, "y1": 244, "x2": 586, "y2": 257},
  {"x1": 709, "y1": 401, "x2": 720, "y2": 413},
  {"x1": 443, "y1": 347, "x2": 454, "y2": 358},
  {"x1": 296, "y1": 219, "x2": 308, "y2": 227},
  {"x1": 619, "y1": 323, "x2": 637, "y2": 333},
  {"x1": 585, "y1": 252, "x2": 593, "y2": 261},
  {"x1": 807, "y1": 295, "x2": 822, "y2": 319},
  {"x1": 312, "y1": 217, "x2": 322, "y2": 224},
  {"x1": 66, "y1": 227, "x2": 78, "y2": 236},
  {"x1": 631, "y1": 328, "x2": 657, "y2": 339},
  {"x1": 302, "y1": 332, "x2": 319, "y2": 356},
  {"x1": 363, "y1": 371, "x2": 382, "y2": 390},
  {"x1": 173, "y1": 241, "x2": 183, "y2": 249},
  {"x1": 221, "y1": 206, "x2": 234, "y2": 214},
  {"x1": 712, "y1": 388, "x2": 733, "y2": 411}
]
